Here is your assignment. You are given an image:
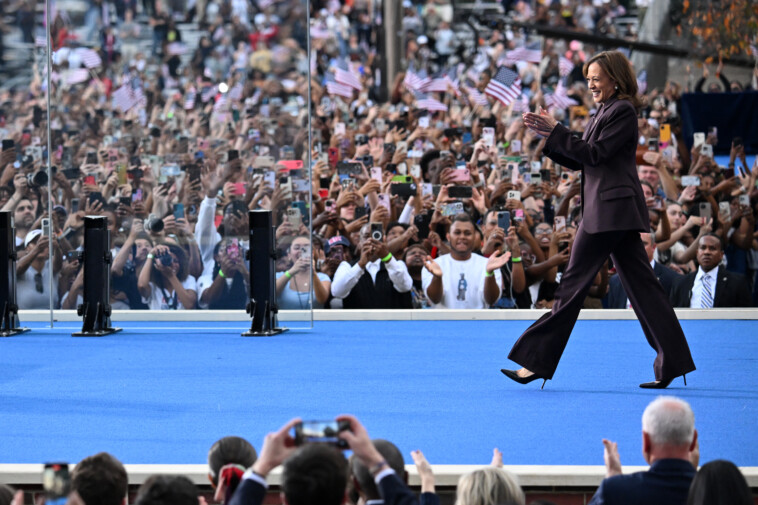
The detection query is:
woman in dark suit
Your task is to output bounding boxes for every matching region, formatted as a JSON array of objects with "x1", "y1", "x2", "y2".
[{"x1": 501, "y1": 51, "x2": 696, "y2": 389}]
